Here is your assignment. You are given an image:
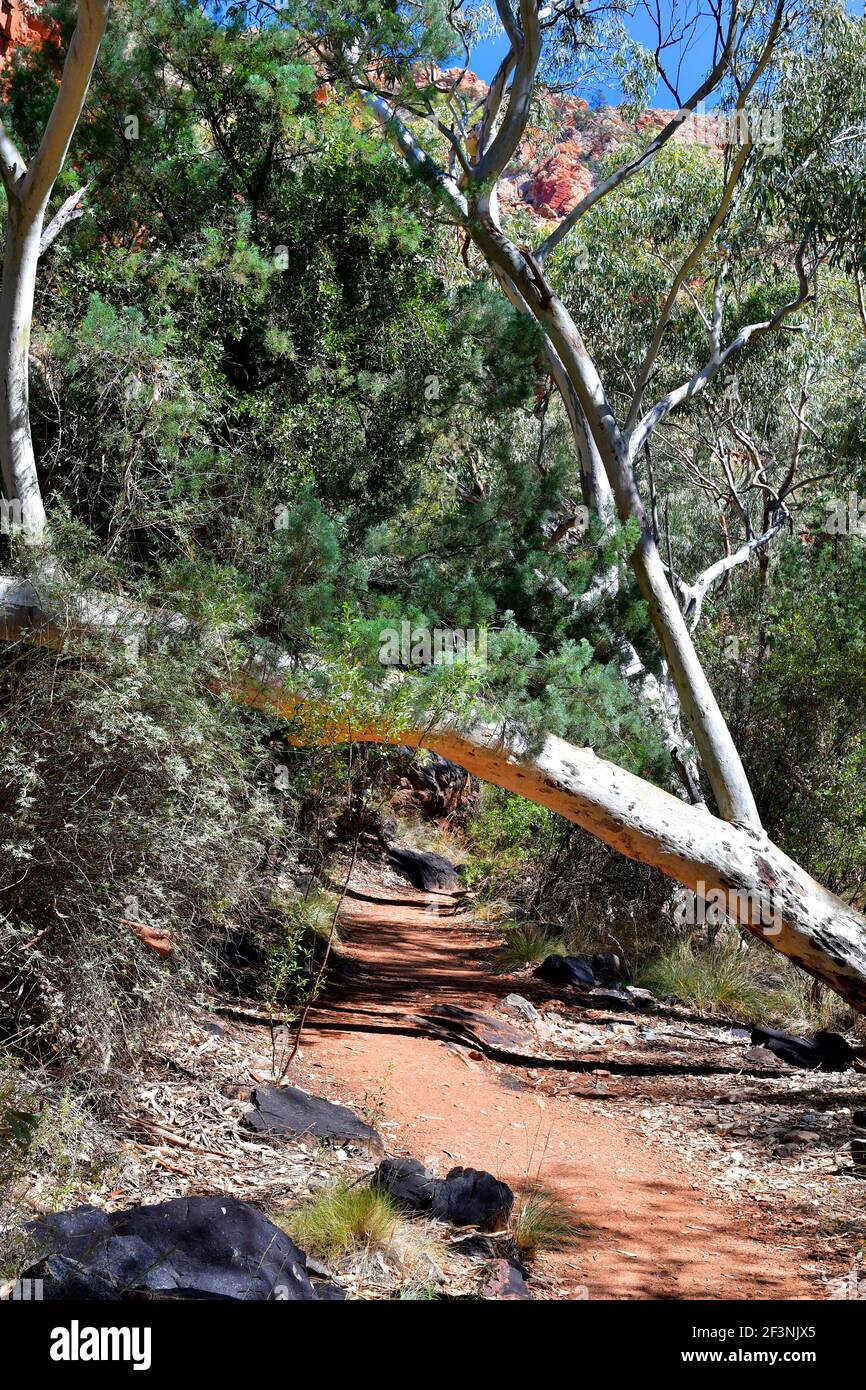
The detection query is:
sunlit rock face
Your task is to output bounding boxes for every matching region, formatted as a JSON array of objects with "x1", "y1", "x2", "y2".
[
  {"x1": 439, "y1": 67, "x2": 727, "y2": 223},
  {"x1": 0, "y1": 0, "x2": 54, "y2": 67}
]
